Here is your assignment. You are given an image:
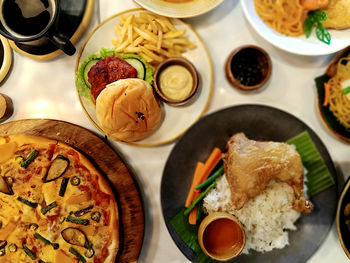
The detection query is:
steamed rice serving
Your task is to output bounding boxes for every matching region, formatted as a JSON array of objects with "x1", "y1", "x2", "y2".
[{"x1": 203, "y1": 176, "x2": 301, "y2": 253}]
